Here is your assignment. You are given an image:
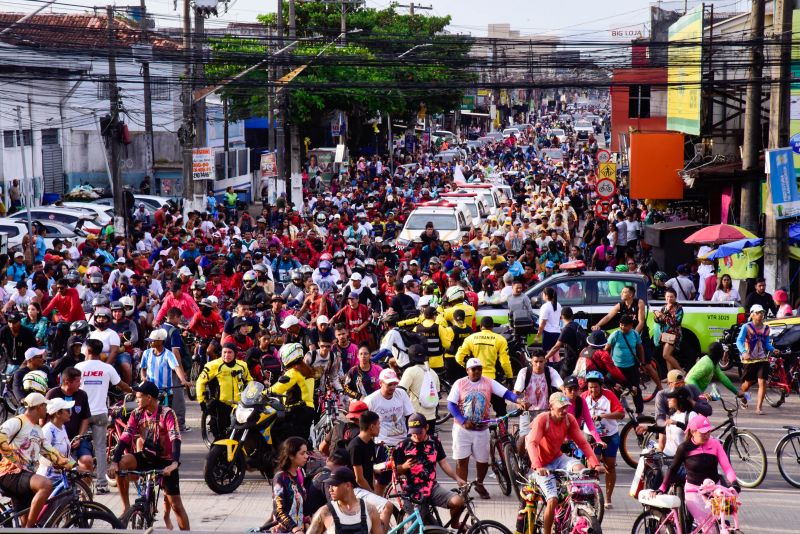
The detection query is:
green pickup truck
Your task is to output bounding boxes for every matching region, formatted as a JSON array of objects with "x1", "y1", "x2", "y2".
[{"x1": 477, "y1": 271, "x2": 745, "y2": 369}]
